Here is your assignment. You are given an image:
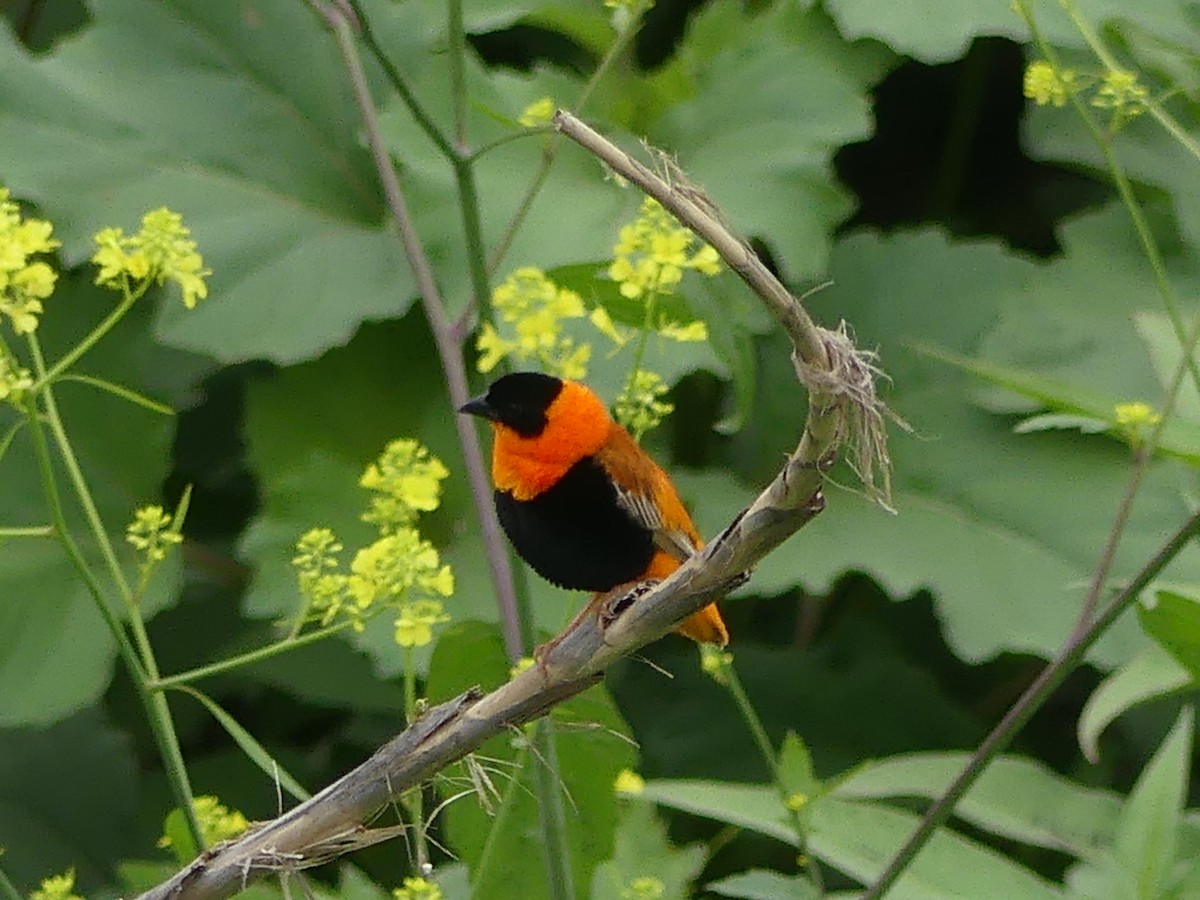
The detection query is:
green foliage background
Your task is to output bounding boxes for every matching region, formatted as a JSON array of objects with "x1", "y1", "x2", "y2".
[{"x1": 0, "y1": 0, "x2": 1198, "y2": 898}]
